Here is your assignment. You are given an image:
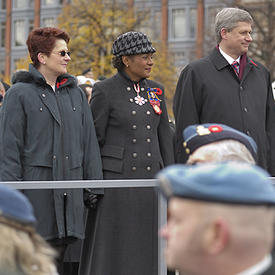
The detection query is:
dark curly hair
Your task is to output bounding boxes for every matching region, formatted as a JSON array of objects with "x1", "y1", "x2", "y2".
[
  {"x1": 112, "y1": 56, "x2": 125, "y2": 71},
  {"x1": 26, "y1": 27, "x2": 70, "y2": 68}
]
